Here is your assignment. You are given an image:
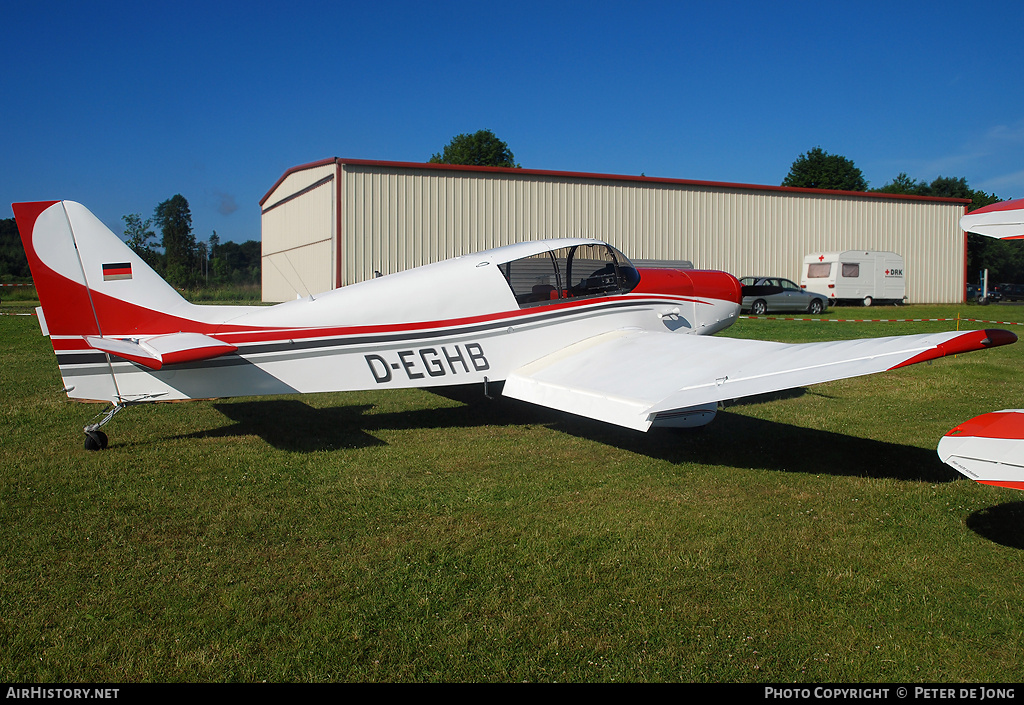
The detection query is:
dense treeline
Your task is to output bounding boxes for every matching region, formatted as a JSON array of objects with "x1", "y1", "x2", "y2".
[
  {"x1": 0, "y1": 217, "x2": 30, "y2": 280},
  {"x1": 123, "y1": 194, "x2": 261, "y2": 288}
]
